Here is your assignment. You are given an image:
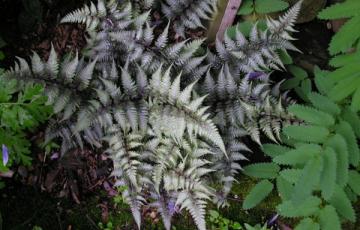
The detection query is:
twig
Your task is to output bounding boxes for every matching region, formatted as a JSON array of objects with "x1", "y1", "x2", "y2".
[{"x1": 216, "y1": 0, "x2": 243, "y2": 41}]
